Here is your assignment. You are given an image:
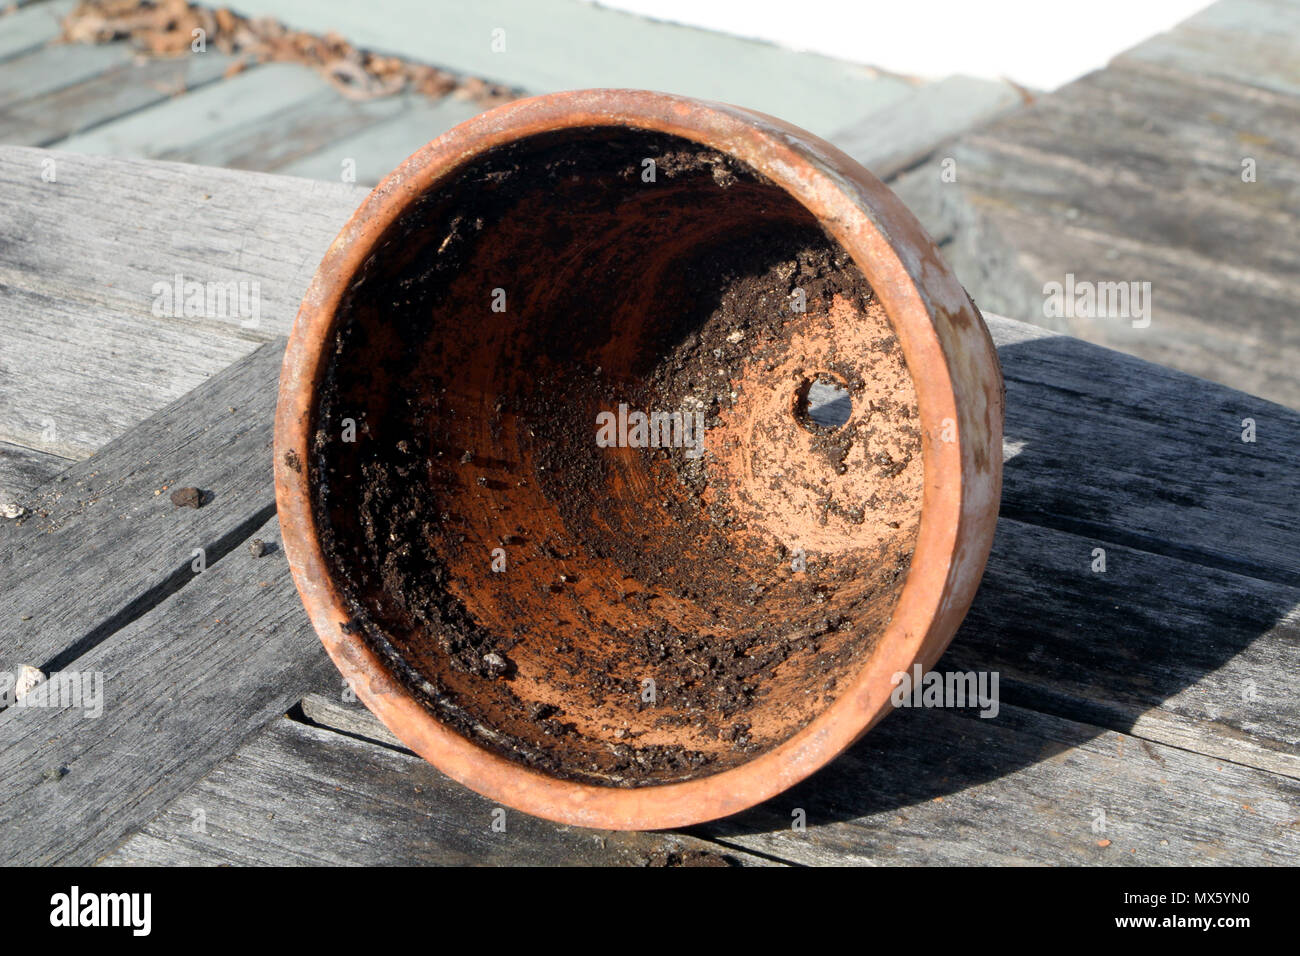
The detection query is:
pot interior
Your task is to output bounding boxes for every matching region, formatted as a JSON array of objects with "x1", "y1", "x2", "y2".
[{"x1": 312, "y1": 127, "x2": 924, "y2": 786}]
